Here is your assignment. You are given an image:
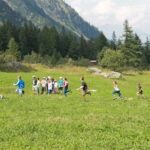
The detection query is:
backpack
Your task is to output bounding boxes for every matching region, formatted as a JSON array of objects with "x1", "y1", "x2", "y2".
[{"x1": 20, "y1": 80, "x2": 25, "y2": 88}]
